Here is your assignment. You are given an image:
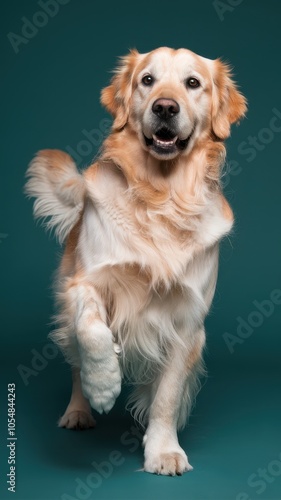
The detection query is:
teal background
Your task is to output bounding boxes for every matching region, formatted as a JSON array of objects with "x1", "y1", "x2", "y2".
[{"x1": 1, "y1": 0, "x2": 281, "y2": 499}]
